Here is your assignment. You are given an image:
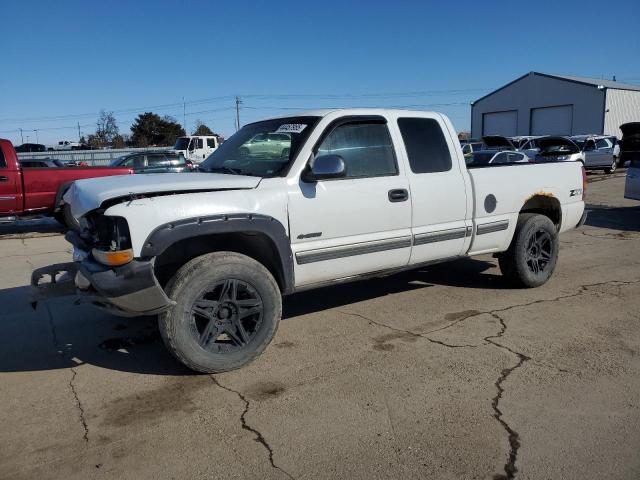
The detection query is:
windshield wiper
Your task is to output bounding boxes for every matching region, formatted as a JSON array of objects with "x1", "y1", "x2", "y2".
[{"x1": 204, "y1": 166, "x2": 244, "y2": 175}]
